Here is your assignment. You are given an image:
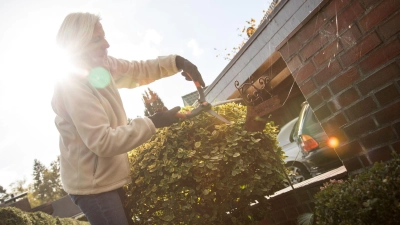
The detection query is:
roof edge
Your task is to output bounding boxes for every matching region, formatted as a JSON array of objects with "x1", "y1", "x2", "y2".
[{"x1": 204, "y1": 0, "x2": 289, "y2": 96}]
